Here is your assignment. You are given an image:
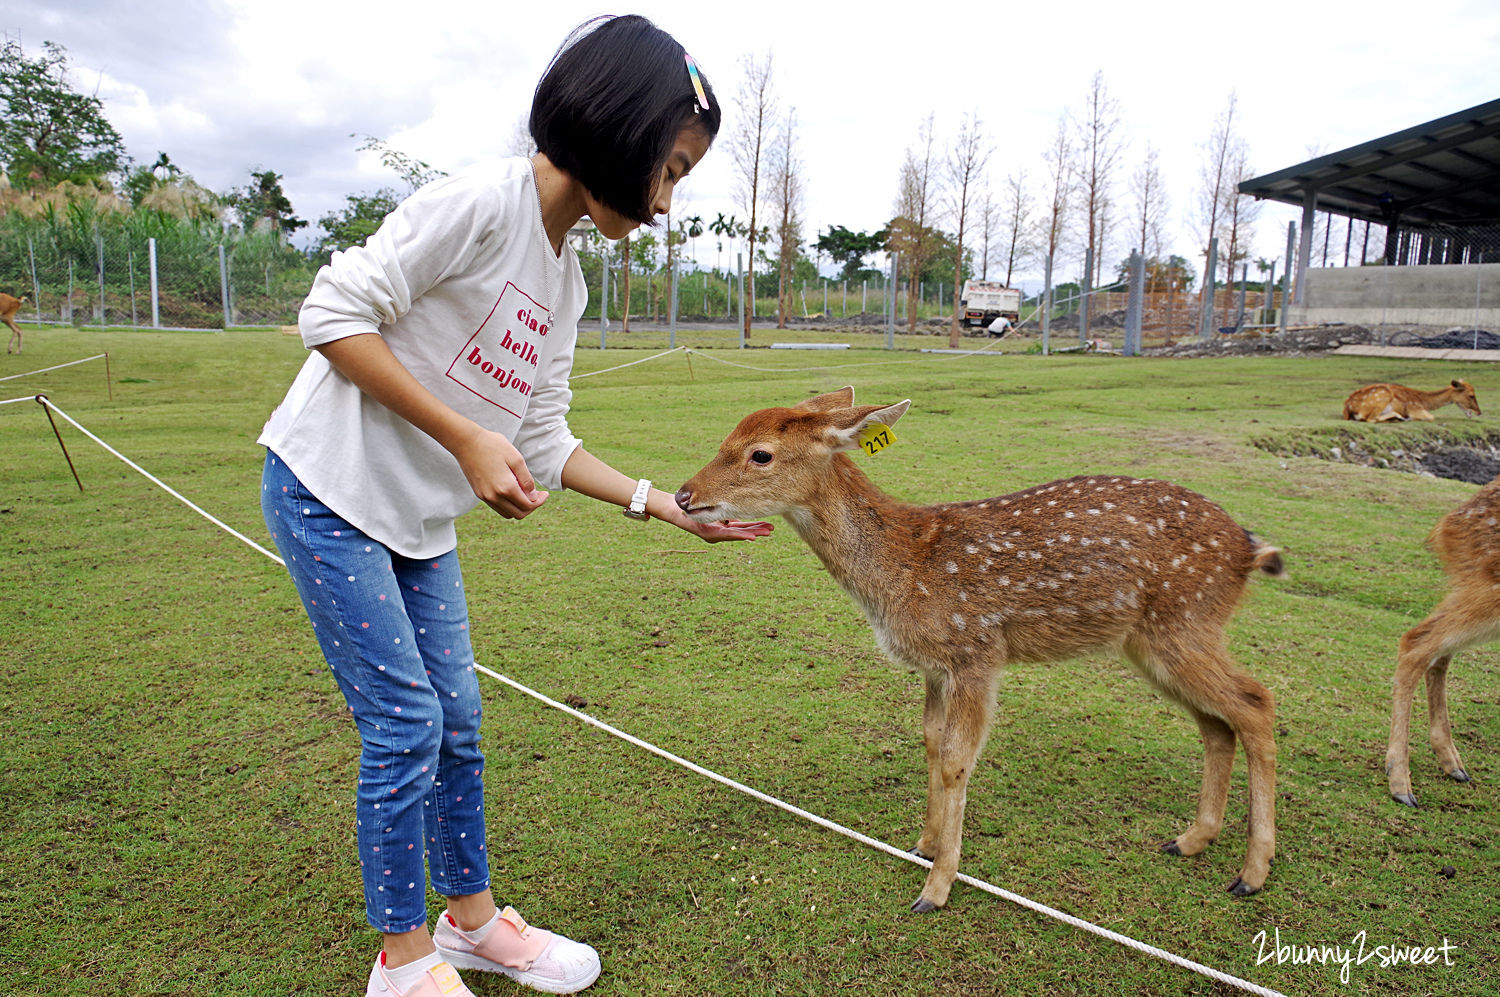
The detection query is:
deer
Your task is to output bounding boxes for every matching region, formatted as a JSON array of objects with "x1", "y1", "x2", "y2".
[
  {"x1": 1343, "y1": 379, "x2": 1480, "y2": 422},
  {"x1": 675, "y1": 387, "x2": 1283, "y2": 912},
  {"x1": 1, "y1": 293, "x2": 27, "y2": 354},
  {"x1": 1385, "y1": 474, "x2": 1500, "y2": 807}
]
